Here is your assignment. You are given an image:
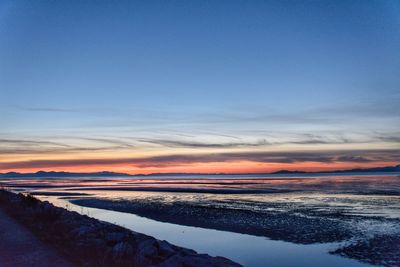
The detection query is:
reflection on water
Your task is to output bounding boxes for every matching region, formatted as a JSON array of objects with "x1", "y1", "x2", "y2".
[
  {"x1": 3, "y1": 174, "x2": 400, "y2": 193},
  {"x1": 3, "y1": 174, "x2": 400, "y2": 267},
  {"x1": 67, "y1": 190, "x2": 400, "y2": 219},
  {"x1": 39, "y1": 195, "x2": 369, "y2": 267}
]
